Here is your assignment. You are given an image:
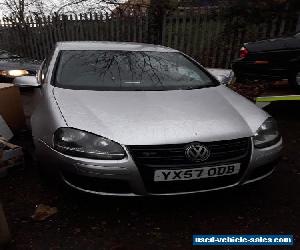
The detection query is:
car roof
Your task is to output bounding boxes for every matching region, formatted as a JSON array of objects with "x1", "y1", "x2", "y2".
[{"x1": 56, "y1": 41, "x2": 178, "y2": 52}]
